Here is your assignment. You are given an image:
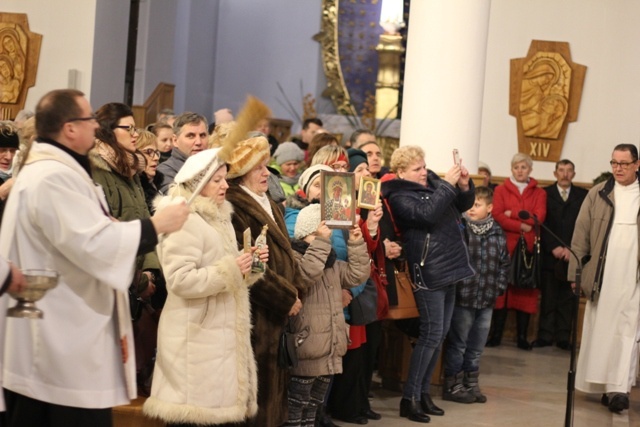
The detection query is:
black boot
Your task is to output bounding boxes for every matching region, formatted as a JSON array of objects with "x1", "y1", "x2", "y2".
[
  {"x1": 486, "y1": 308, "x2": 507, "y2": 347},
  {"x1": 400, "y1": 398, "x2": 431, "y2": 423},
  {"x1": 315, "y1": 405, "x2": 338, "y2": 427},
  {"x1": 420, "y1": 393, "x2": 444, "y2": 415},
  {"x1": 516, "y1": 310, "x2": 532, "y2": 350}
]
